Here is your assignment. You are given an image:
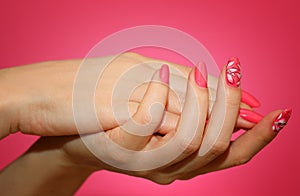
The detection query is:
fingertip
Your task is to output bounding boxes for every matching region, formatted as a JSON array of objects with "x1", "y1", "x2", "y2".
[
  {"x1": 272, "y1": 108, "x2": 292, "y2": 133},
  {"x1": 250, "y1": 109, "x2": 291, "y2": 140},
  {"x1": 203, "y1": 109, "x2": 292, "y2": 172},
  {"x1": 254, "y1": 110, "x2": 281, "y2": 130},
  {"x1": 231, "y1": 111, "x2": 283, "y2": 163}
]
